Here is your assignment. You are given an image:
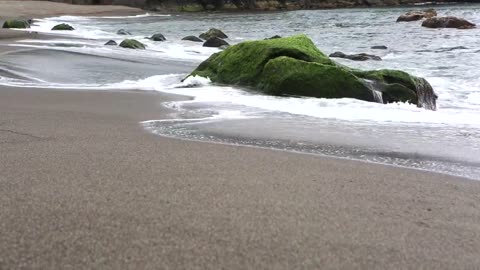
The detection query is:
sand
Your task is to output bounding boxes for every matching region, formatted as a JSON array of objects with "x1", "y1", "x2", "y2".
[
  {"x1": 1, "y1": 2, "x2": 480, "y2": 269},
  {"x1": 0, "y1": 0, "x2": 142, "y2": 20}
]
